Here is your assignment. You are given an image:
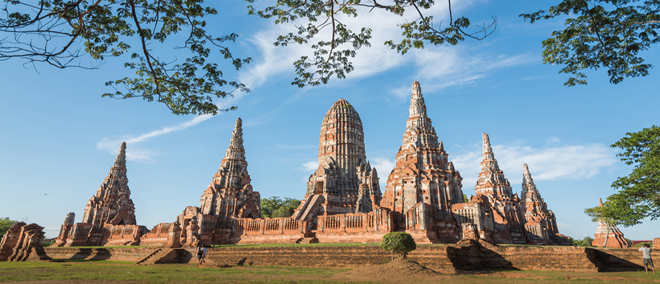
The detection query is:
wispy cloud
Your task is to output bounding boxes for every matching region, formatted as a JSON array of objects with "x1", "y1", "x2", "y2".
[
  {"x1": 240, "y1": 0, "x2": 511, "y2": 92},
  {"x1": 96, "y1": 89, "x2": 247, "y2": 162},
  {"x1": 96, "y1": 115, "x2": 212, "y2": 162},
  {"x1": 452, "y1": 140, "x2": 617, "y2": 188},
  {"x1": 300, "y1": 161, "x2": 319, "y2": 172},
  {"x1": 371, "y1": 157, "x2": 395, "y2": 175},
  {"x1": 390, "y1": 51, "x2": 535, "y2": 99}
]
